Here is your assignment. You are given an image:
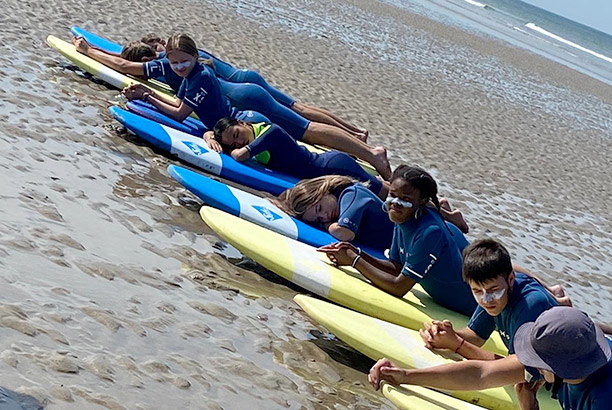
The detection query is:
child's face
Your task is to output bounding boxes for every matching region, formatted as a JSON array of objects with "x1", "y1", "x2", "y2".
[
  {"x1": 220, "y1": 123, "x2": 253, "y2": 150},
  {"x1": 302, "y1": 194, "x2": 339, "y2": 227},
  {"x1": 167, "y1": 50, "x2": 196, "y2": 77},
  {"x1": 386, "y1": 179, "x2": 422, "y2": 224},
  {"x1": 469, "y1": 273, "x2": 514, "y2": 316}
]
